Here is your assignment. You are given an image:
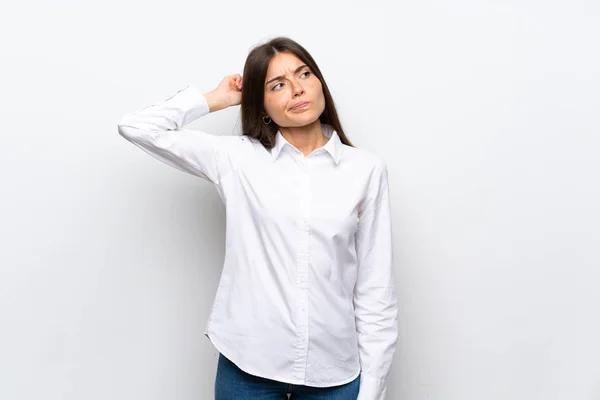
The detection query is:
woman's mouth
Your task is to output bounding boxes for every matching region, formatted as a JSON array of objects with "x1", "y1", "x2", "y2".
[{"x1": 290, "y1": 102, "x2": 309, "y2": 110}]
